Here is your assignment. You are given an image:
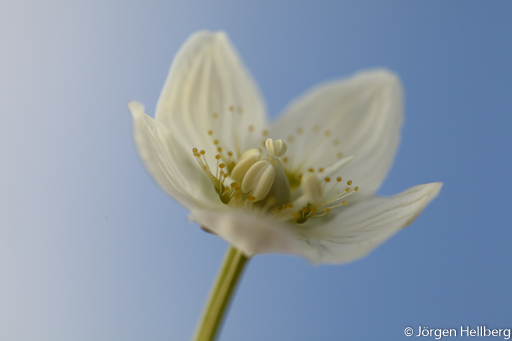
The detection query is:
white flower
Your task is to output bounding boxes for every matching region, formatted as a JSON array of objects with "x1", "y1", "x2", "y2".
[{"x1": 129, "y1": 31, "x2": 442, "y2": 264}]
